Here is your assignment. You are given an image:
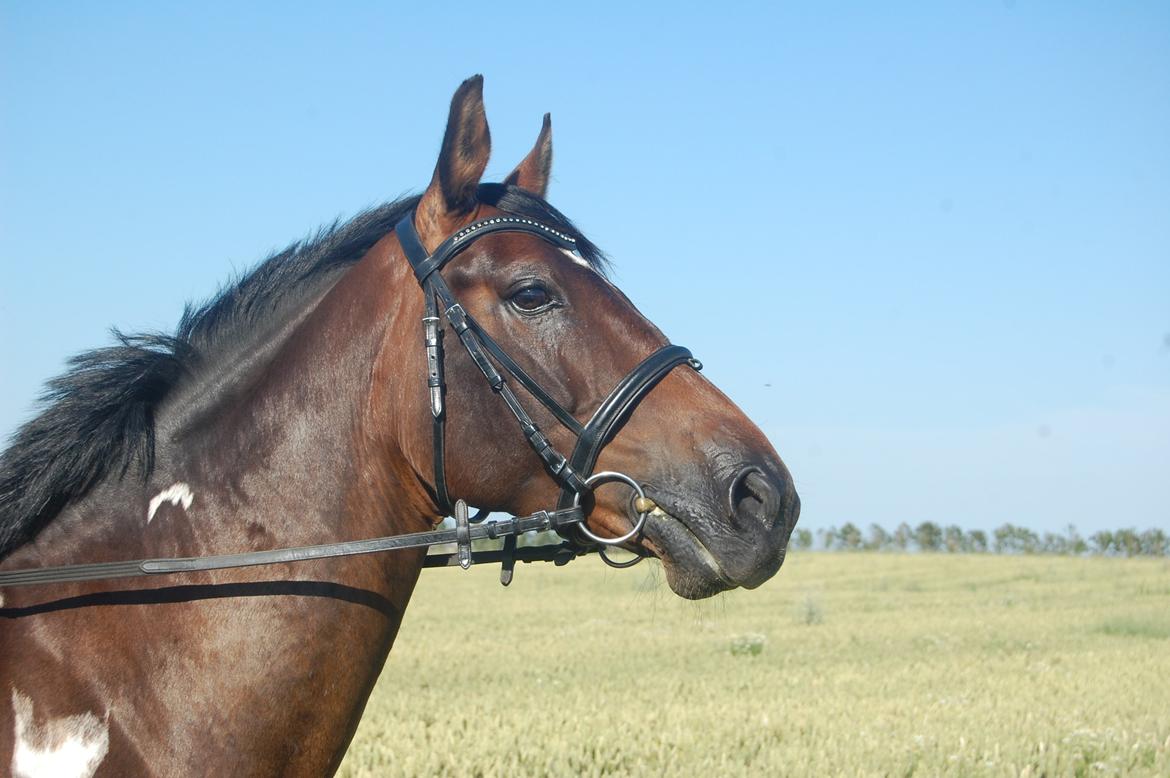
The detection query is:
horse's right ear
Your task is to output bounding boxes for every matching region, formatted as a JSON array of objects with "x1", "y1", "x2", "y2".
[
  {"x1": 503, "y1": 113, "x2": 553, "y2": 198},
  {"x1": 416, "y1": 75, "x2": 491, "y2": 247}
]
